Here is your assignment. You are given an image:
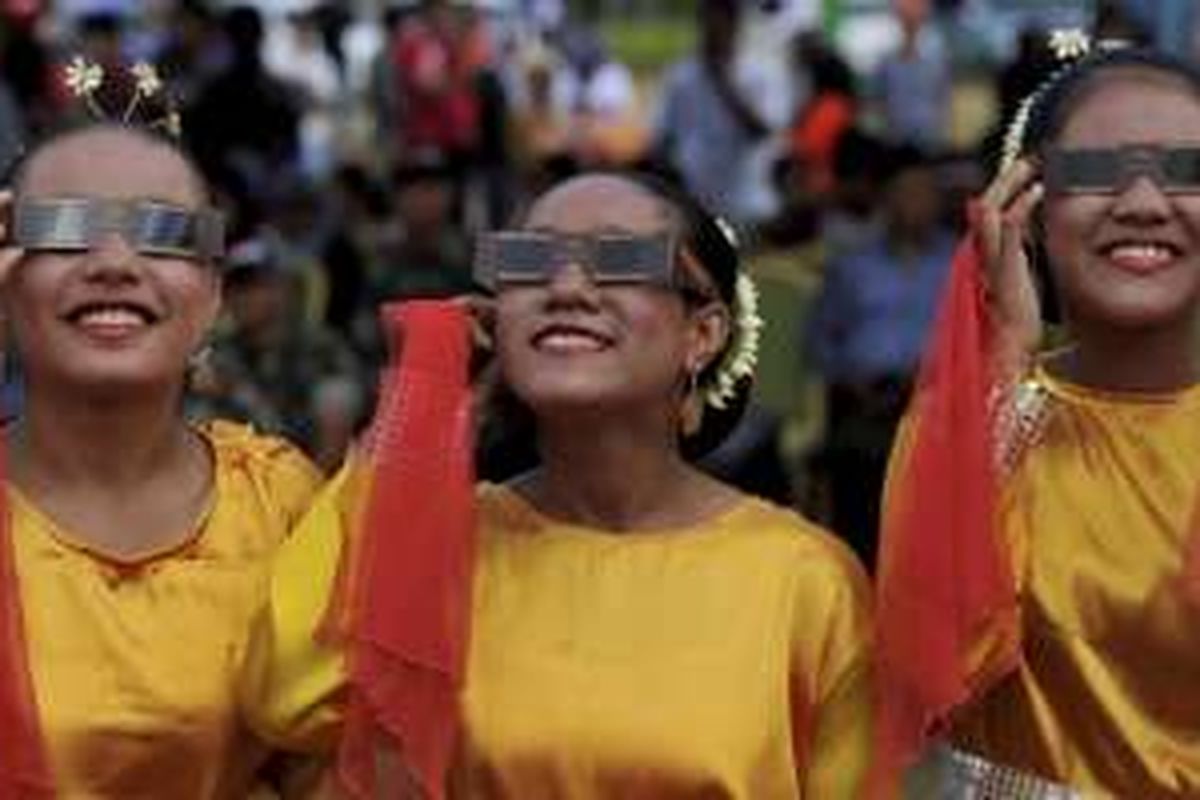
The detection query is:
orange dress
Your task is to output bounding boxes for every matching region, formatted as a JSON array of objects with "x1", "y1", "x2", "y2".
[
  {"x1": 17, "y1": 421, "x2": 321, "y2": 798},
  {"x1": 247, "y1": 477, "x2": 875, "y2": 798},
  {"x1": 948, "y1": 372, "x2": 1200, "y2": 797}
]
